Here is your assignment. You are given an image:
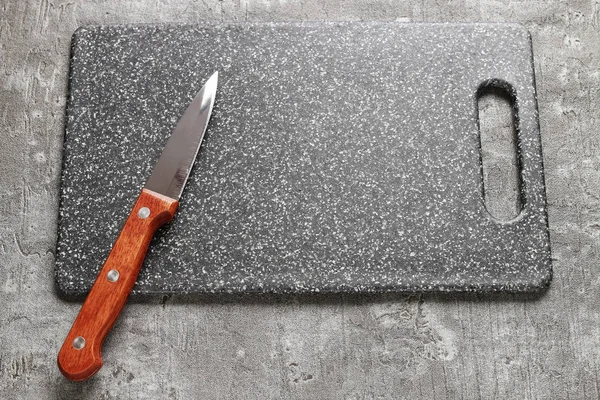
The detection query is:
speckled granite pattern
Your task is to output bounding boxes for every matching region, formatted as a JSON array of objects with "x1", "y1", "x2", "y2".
[{"x1": 56, "y1": 22, "x2": 551, "y2": 295}]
